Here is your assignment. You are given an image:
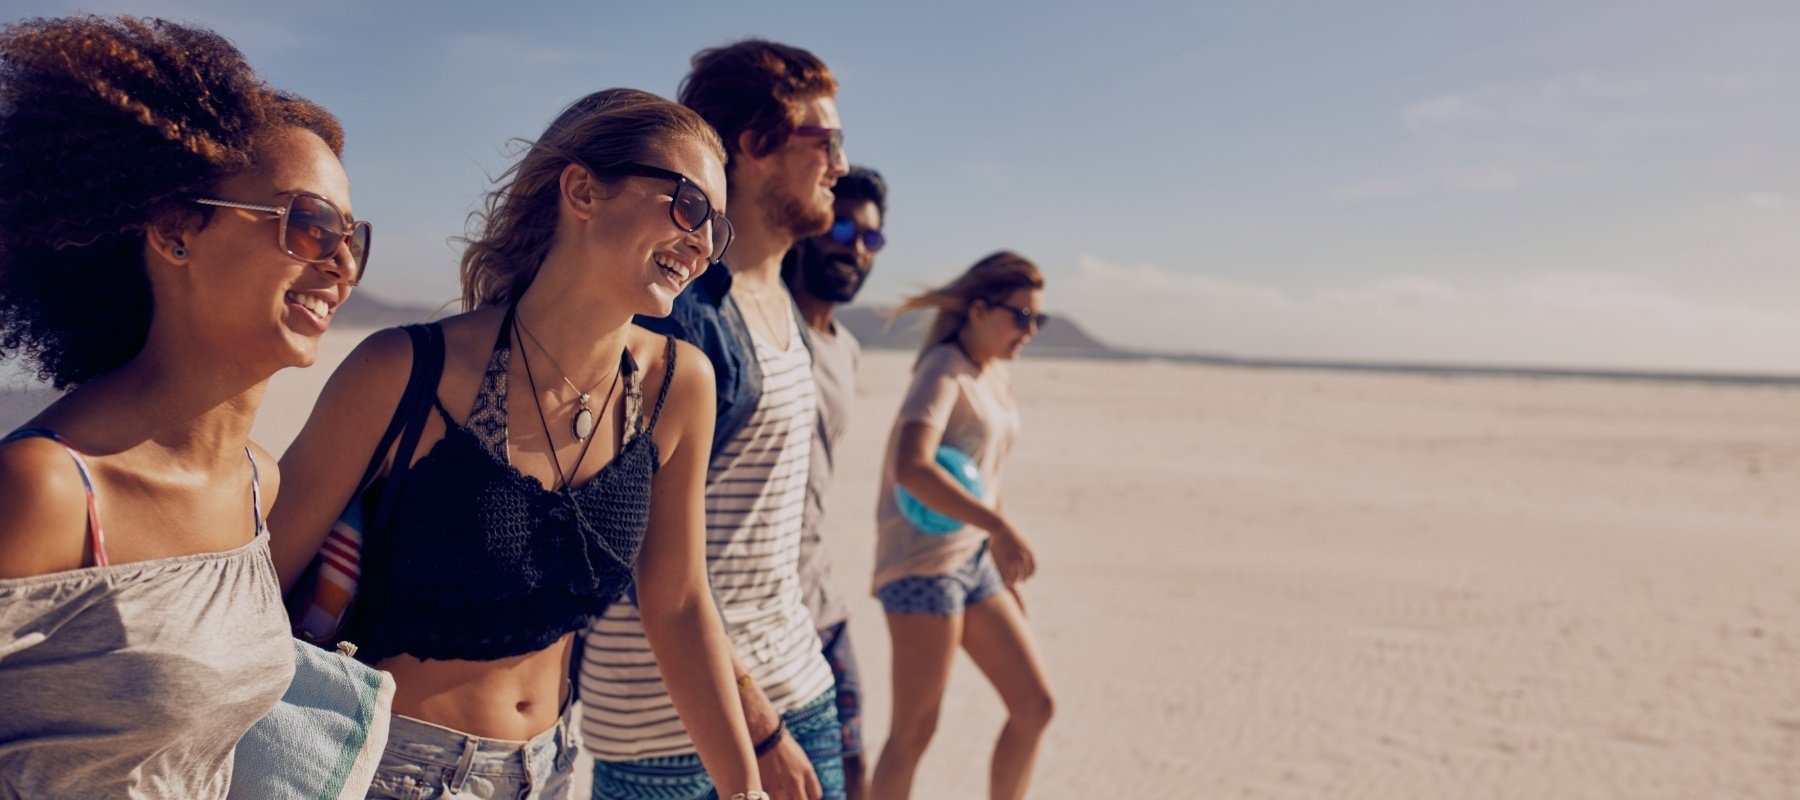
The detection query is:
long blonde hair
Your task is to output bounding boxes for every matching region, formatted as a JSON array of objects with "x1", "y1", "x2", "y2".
[
  {"x1": 458, "y1": 88, "x2": 724, "y2": 311},
  {"x1": 892, "y1": 251, "x2": 1044, "y2": 367}
]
